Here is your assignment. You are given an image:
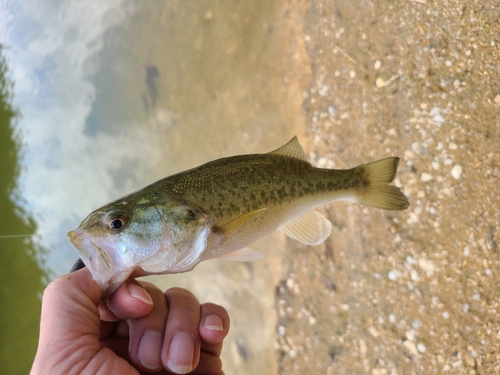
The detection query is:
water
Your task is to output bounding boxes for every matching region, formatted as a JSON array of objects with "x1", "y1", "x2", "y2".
[{"x1": 0, "y1": 1, "x2": 305, "y2": 373}]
